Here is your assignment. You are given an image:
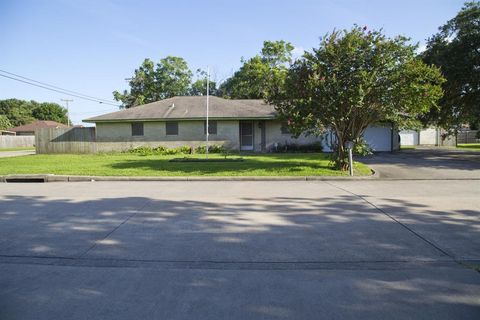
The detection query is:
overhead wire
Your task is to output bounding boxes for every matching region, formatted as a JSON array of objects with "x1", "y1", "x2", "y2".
[{"x1": 0, "y1": 69, "x2": 121, "y2": 107}]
